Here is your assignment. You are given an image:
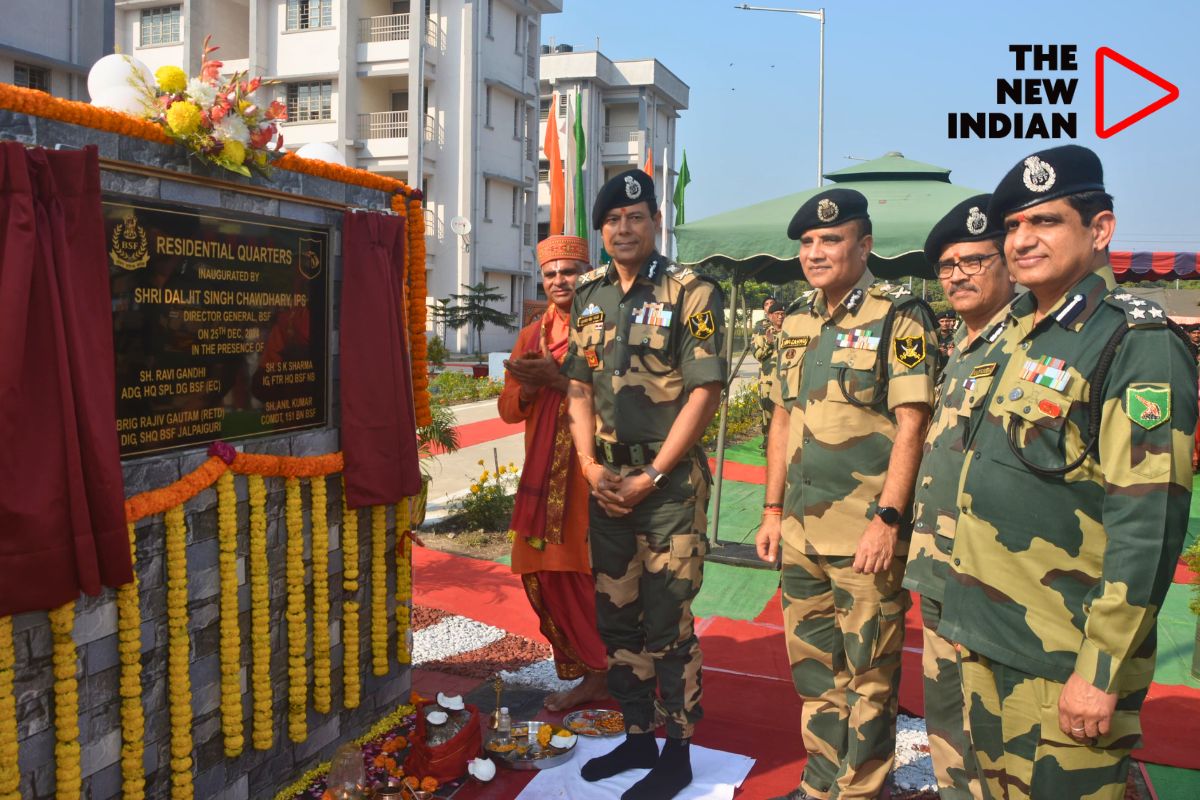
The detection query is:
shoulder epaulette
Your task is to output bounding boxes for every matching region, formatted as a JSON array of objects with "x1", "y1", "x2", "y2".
[
  {"x1": 787, "y1": 290, "x2": 815, "y2": 314},
  {"x1": 577, "y1": 266, "x2": 608, "y2": 286},
  {"x1": 869, "y1": 282, "x2": 916, "y2": 303},
  {"x1": 1104, "y1": 290, "x2": 1168, "y2": 328}
]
